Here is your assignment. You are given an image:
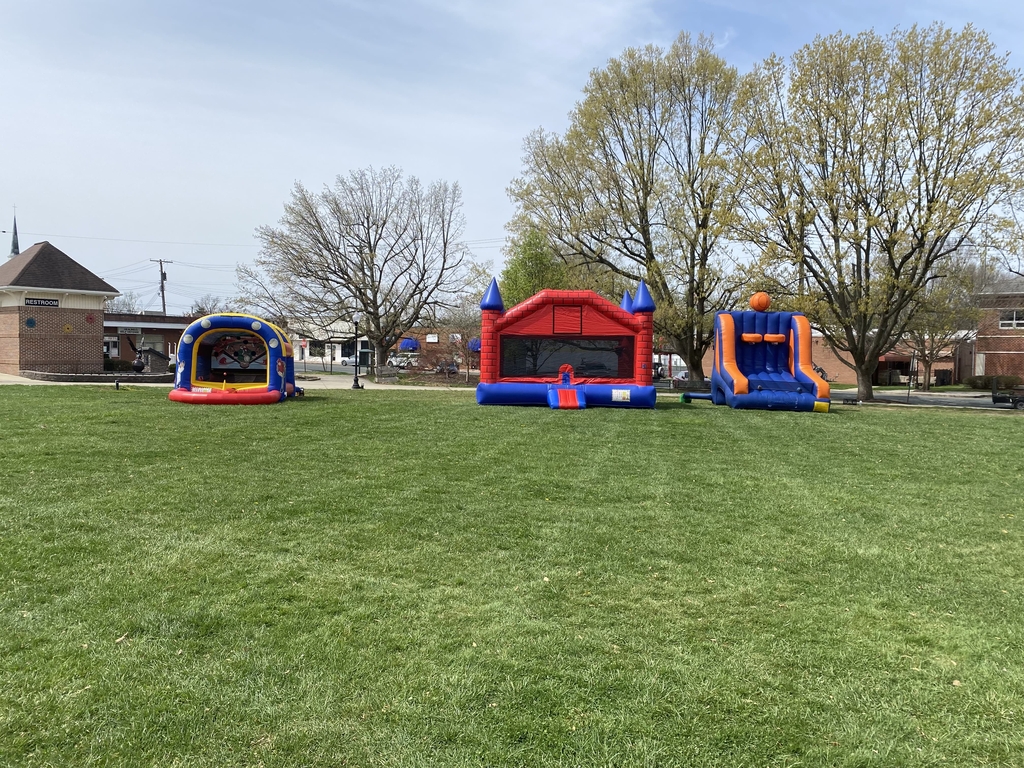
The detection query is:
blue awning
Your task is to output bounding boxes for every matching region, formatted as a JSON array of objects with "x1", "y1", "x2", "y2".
[
  {"x1": 399, "y1": 337, "x2": 420, "y2": 351},
  {"x1": 468, "y1": 338, "x2": 481, "y2": 353}
]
